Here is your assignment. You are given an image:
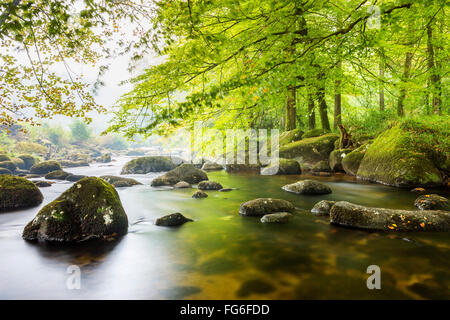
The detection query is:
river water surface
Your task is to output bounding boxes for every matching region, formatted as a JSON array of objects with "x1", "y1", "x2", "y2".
[{"x1": 0, "y1": 157, "x2": 449, "y2": 299}]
